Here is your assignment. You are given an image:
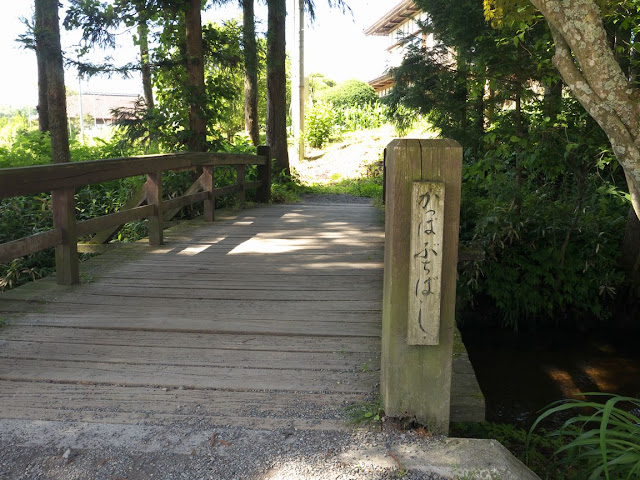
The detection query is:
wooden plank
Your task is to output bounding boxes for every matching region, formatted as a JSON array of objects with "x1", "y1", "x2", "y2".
[
  {"x1": 76, "y1": 204, "x2": 154, "y2": 237},
  {"x1": 162, "y1": 172, "x2": 205, "y2": 221},
  {"x1": 89, "y1": 275, "x2": 383, "y2": 291},
  {"x1": 0, "y1": 381, "x2": 366, "y2": 416},
  {"x1": 0, "y1": 303, "x2": 381, "y2": 324},
  {"x1": 0, "y1": 326, "x2": 381, "y2": 353},
  {"x1": 245, "y1": 180, "x2": 262, "y2": 190},
  {"x1": 5, "y1": 314, "x2": 382, "y2": 337},
  {"x1": 0, "y1": 152, "x2": 267, "y2": 198},
  {"x1": 0, "y1": 358, "x2": 378, "y2": 393},
  {"x1": 161, "y1": 191, "x2": 209, "y2": 213},
  {"x1": 213, "y1": 183, "x2": 241, "y2": 197},
  {"x1": 0, "y1": 229, "x2": 61, "y2": 264},
  {"x1": 0, "y1": 340, "x2": 380, "y2": 372},
  {"x1": 87, "y1": 184, "x2": 148, "y2": 244},
  {"x1": 408, "y1": 181, "x2": 445, "y2": 345},
  {"x1": 72, "y1": 284, "x2": 381, "y2": 302}
]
